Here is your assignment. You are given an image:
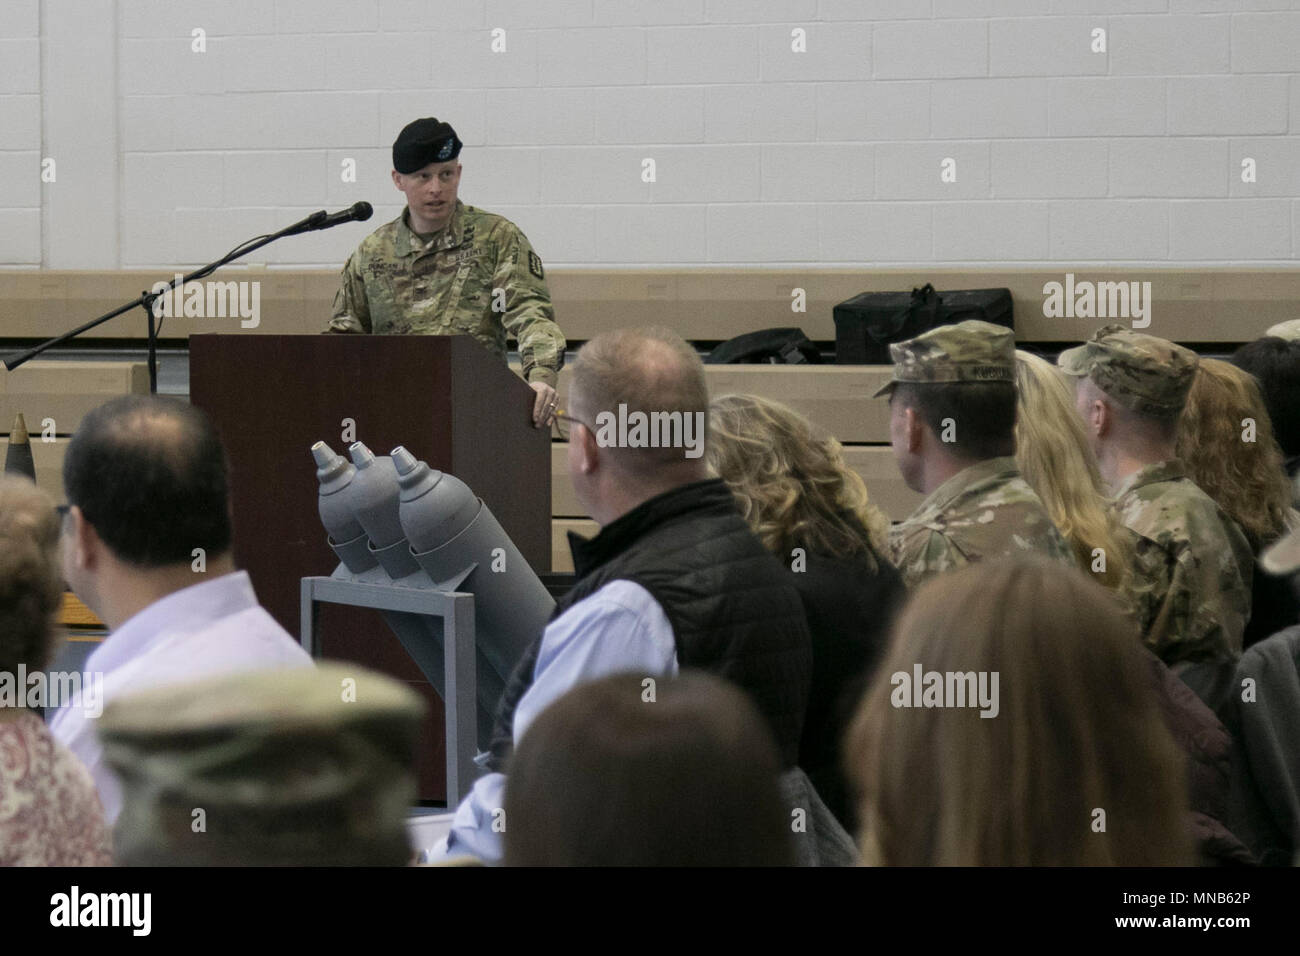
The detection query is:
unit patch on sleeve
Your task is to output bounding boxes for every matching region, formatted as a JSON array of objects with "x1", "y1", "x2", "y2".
[{"x1": 528, "y1": 250, "x2": 545, "y2": 280}]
